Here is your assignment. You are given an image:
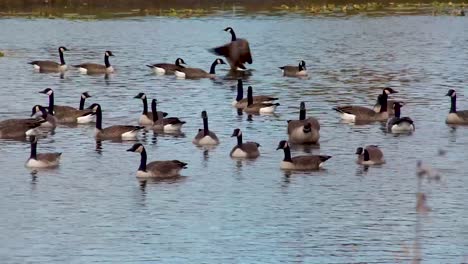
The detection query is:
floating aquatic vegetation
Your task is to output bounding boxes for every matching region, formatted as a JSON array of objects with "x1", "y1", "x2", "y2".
[{"x1": 0, "y1": 51, "x2": 4, "y2": 57}]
